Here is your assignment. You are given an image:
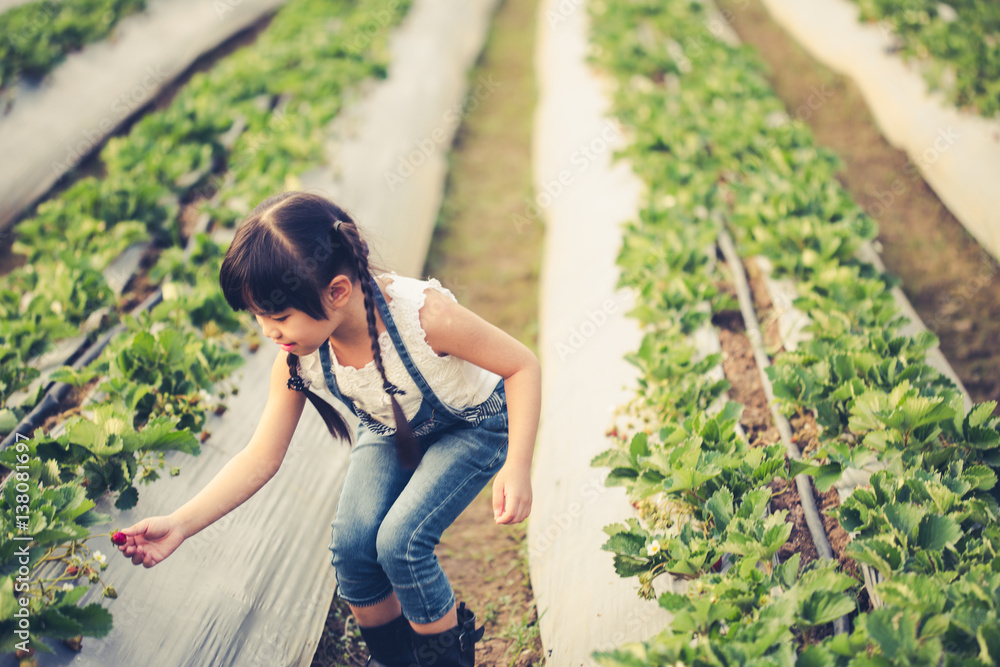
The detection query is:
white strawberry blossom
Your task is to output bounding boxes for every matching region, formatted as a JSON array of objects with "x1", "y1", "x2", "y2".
[
  {"x1": 647, "y1": 539, "x2": 661, "y2": 557},
  {"x1": 94, "y1": 551, "x2": 107, "y2": 565},
  {"x1": 61, "y1": 583, "x2": 74, "y2": 592}
]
